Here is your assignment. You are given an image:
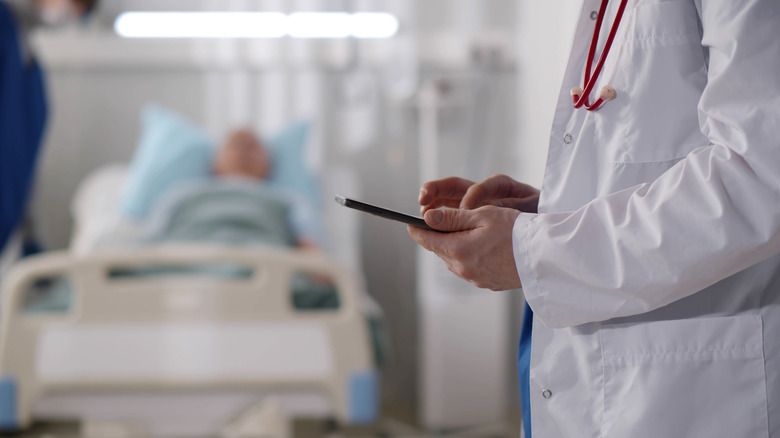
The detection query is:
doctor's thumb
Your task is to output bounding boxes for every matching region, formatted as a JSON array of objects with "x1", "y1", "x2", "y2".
[{"x1": 424, "y1": 209, "x2": 473, "y2": 232}]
